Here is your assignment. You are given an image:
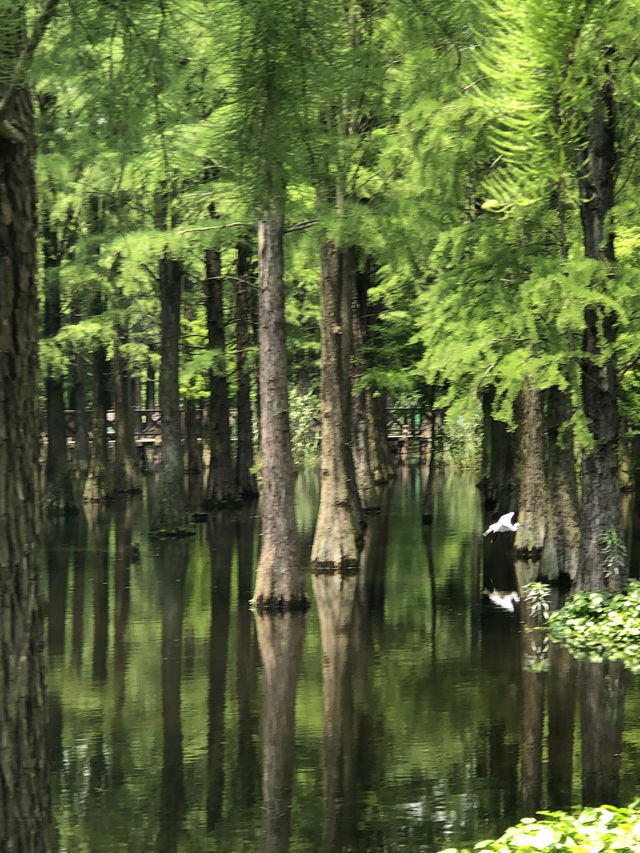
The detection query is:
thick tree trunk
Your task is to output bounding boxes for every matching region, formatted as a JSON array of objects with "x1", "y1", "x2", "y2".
[
  {"x1": 152, "y1": 255, "x2": 187, "y2": 532},
  {"x1": 82, "y1": 324, "x2": 113, "y2": 503},
  {"x1": 113, "y1": 336, "x2": 142, "y2": 493},
  {"x1": 478, "y1": 387, "x2": 520, "y2": 515},
  {"x1": 0, "y1": 66, "x2": 51, "y2": 852},
  {"x1": 311, "y1": 242, "x2": 363, "y2": 572},
  {"x1": 42, "y1": 241, "x2": 76, "y2": 514},
  {"x1": 577, "y1": 76, "x2": 623, "y2": 591},
  {"x1": 546, "y1": 387, "x2": 580, "y2": 581},
  {"x1": 351, "y1": 253, "x2": 380, "y2": 511},
  {"x1": 252, "y1": 217, "x2": 308, "y2": 610},
  {"x1": 235, "y1": 243, "x2": 259, "y2": 499},
  {"x1": 515, "y1": 382, "x2": 555, "y2": 576},
  {"x1": 205, "y1": 249, "x2": 240, "y2": 509}
]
